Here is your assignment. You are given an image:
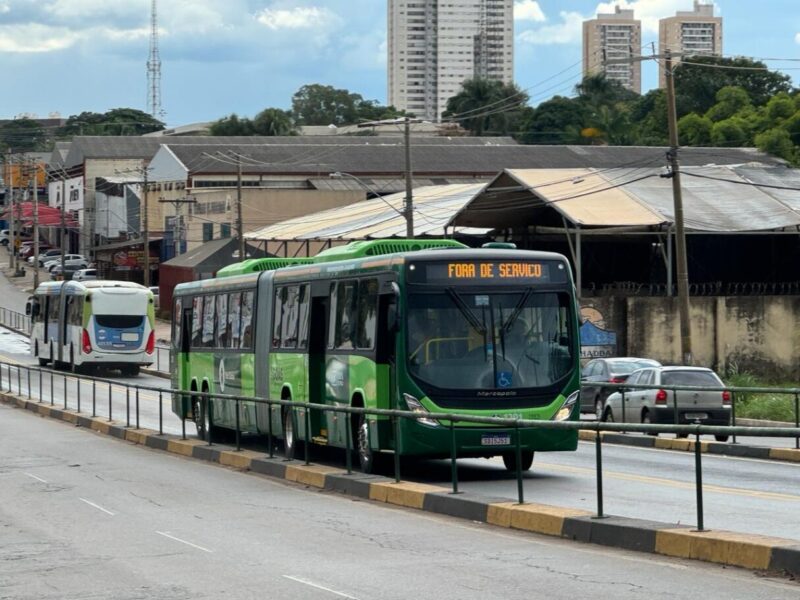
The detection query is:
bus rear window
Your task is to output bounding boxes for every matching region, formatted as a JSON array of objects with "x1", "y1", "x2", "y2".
[{"x1": 95, "y1": 315, "x2": 144, "y2": 329}]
